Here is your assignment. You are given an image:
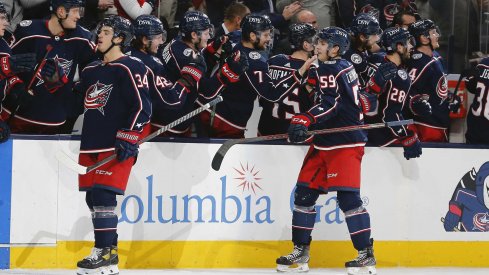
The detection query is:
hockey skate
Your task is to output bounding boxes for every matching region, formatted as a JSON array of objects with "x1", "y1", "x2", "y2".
[
  {"x1": 276, "y1": 244, "x2": 310, "y2": 272},
  {"x1": 76, "y1": 246, "x2": 119, "y2": 275},
  {"x1": 345, "y1": 246, "x2": 376, "y2": 275}
]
